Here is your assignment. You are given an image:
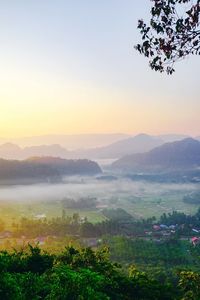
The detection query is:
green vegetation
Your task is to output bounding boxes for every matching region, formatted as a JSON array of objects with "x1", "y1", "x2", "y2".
[
  {"x1": 1, "y1": 183, "x2": 200, "y2": 298},
  {"x1": 1, "y1": 244, "x2": 200, "y2": 300},
  {"x1": 3, "y1": 206, "x2": 200, "y2": 241},
  {"x1": 104, "y1": 236, "x2": 200, "y2": 269},
  {"x1": 0, "y1": 181, "x2": 200, "y2": 227},
  {"x1": 0, "y1": 203, "x2": 200, "y2": 298},
  {"x1": 183, "y1": 192, "x2": 200, "y2": 204}
]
